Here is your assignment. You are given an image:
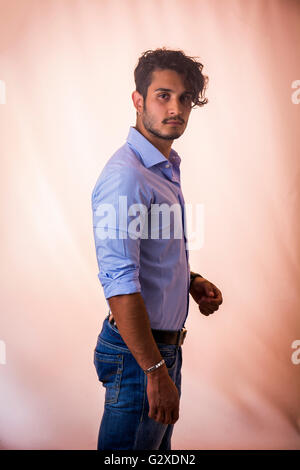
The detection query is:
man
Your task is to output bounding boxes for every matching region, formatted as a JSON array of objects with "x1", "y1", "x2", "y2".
[{"x1": 91, "y1": 48, "x2": 223, "y2": 450}]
